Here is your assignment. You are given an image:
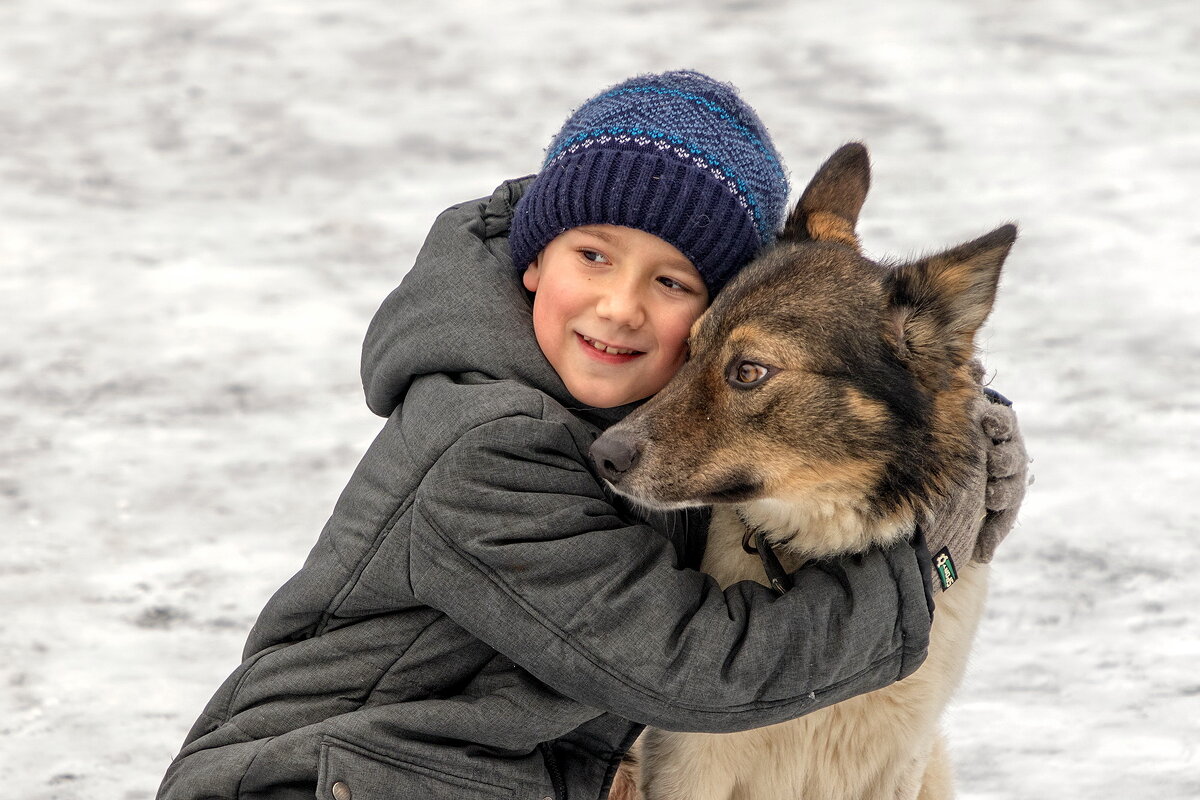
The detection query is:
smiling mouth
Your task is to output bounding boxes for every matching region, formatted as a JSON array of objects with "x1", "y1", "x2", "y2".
[{"x1": 580, "y1": 334, "x2": 643, "y2": 356}]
